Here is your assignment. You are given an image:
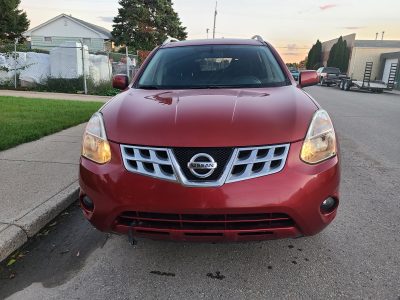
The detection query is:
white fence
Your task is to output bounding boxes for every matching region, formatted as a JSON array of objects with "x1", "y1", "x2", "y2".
[{"x1": 0, "y1": 41, "x2": 138, "y2": 92}]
